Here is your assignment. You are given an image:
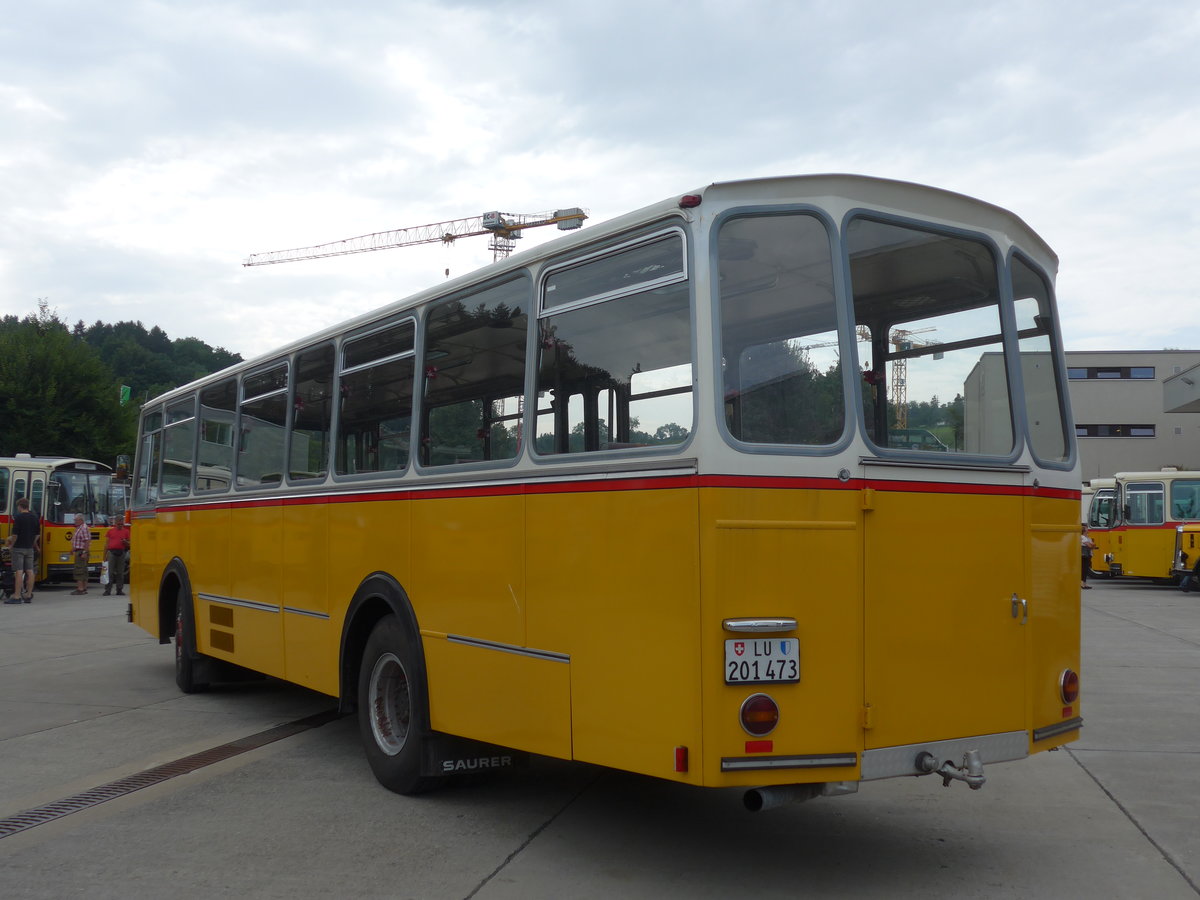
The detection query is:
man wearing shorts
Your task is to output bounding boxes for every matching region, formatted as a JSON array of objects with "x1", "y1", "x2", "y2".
[
  {"x1": 70, "y1": 513, "x2": 91, "y2": 595},
  {"x1": 7, "y1": 497, "x2": 41, "y2": 604}
]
